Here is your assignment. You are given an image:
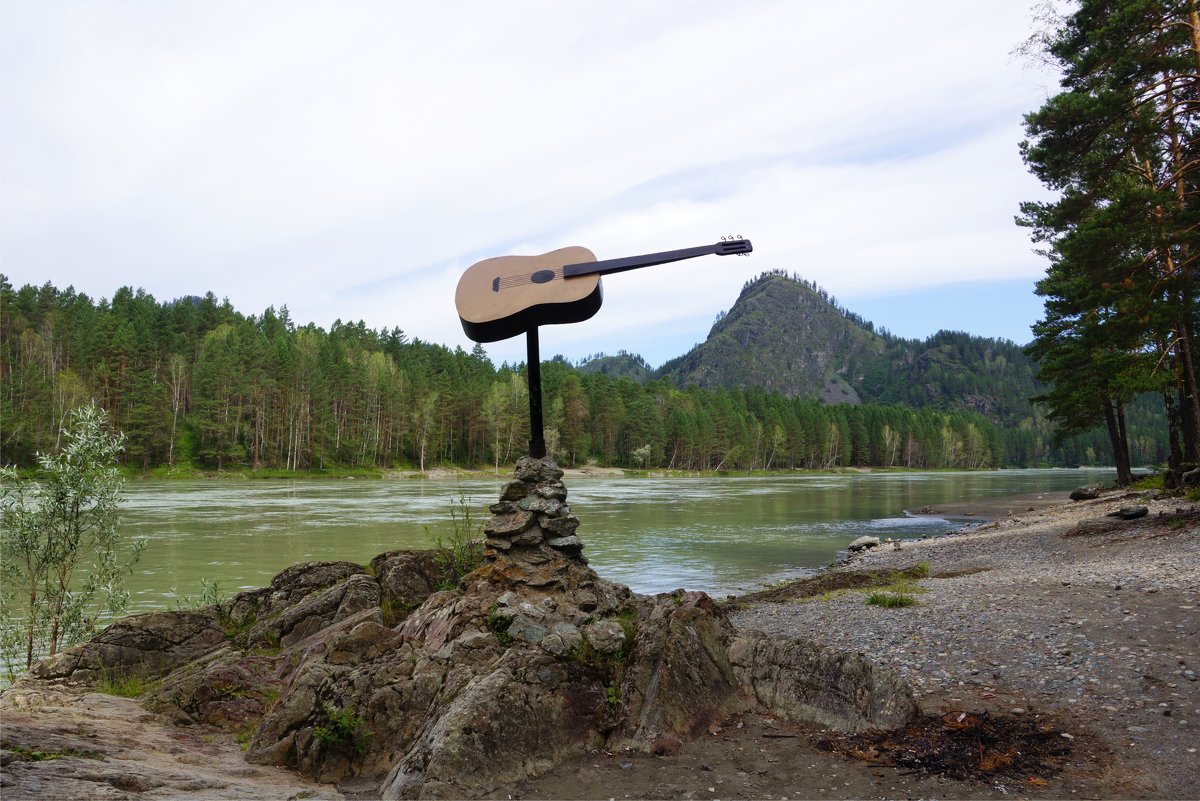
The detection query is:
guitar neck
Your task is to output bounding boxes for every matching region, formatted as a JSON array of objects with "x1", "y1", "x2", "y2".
[{"x1": 562, "y1": 240, "x2": 750, "y2": 279}]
